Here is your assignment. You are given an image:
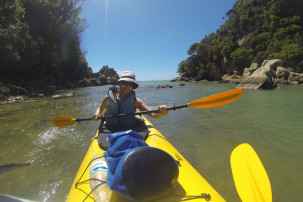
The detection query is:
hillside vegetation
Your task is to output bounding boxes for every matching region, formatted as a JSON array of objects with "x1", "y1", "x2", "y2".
[
  {"x1": 0, "y1": 0, "x2": 122, "y2": 102},
  {"x1": 0, "y1": 0, "x2": 91, "y2": 87},
  {"x1": 178, "y1": 0, "x2": 303, "y2": 81}
]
